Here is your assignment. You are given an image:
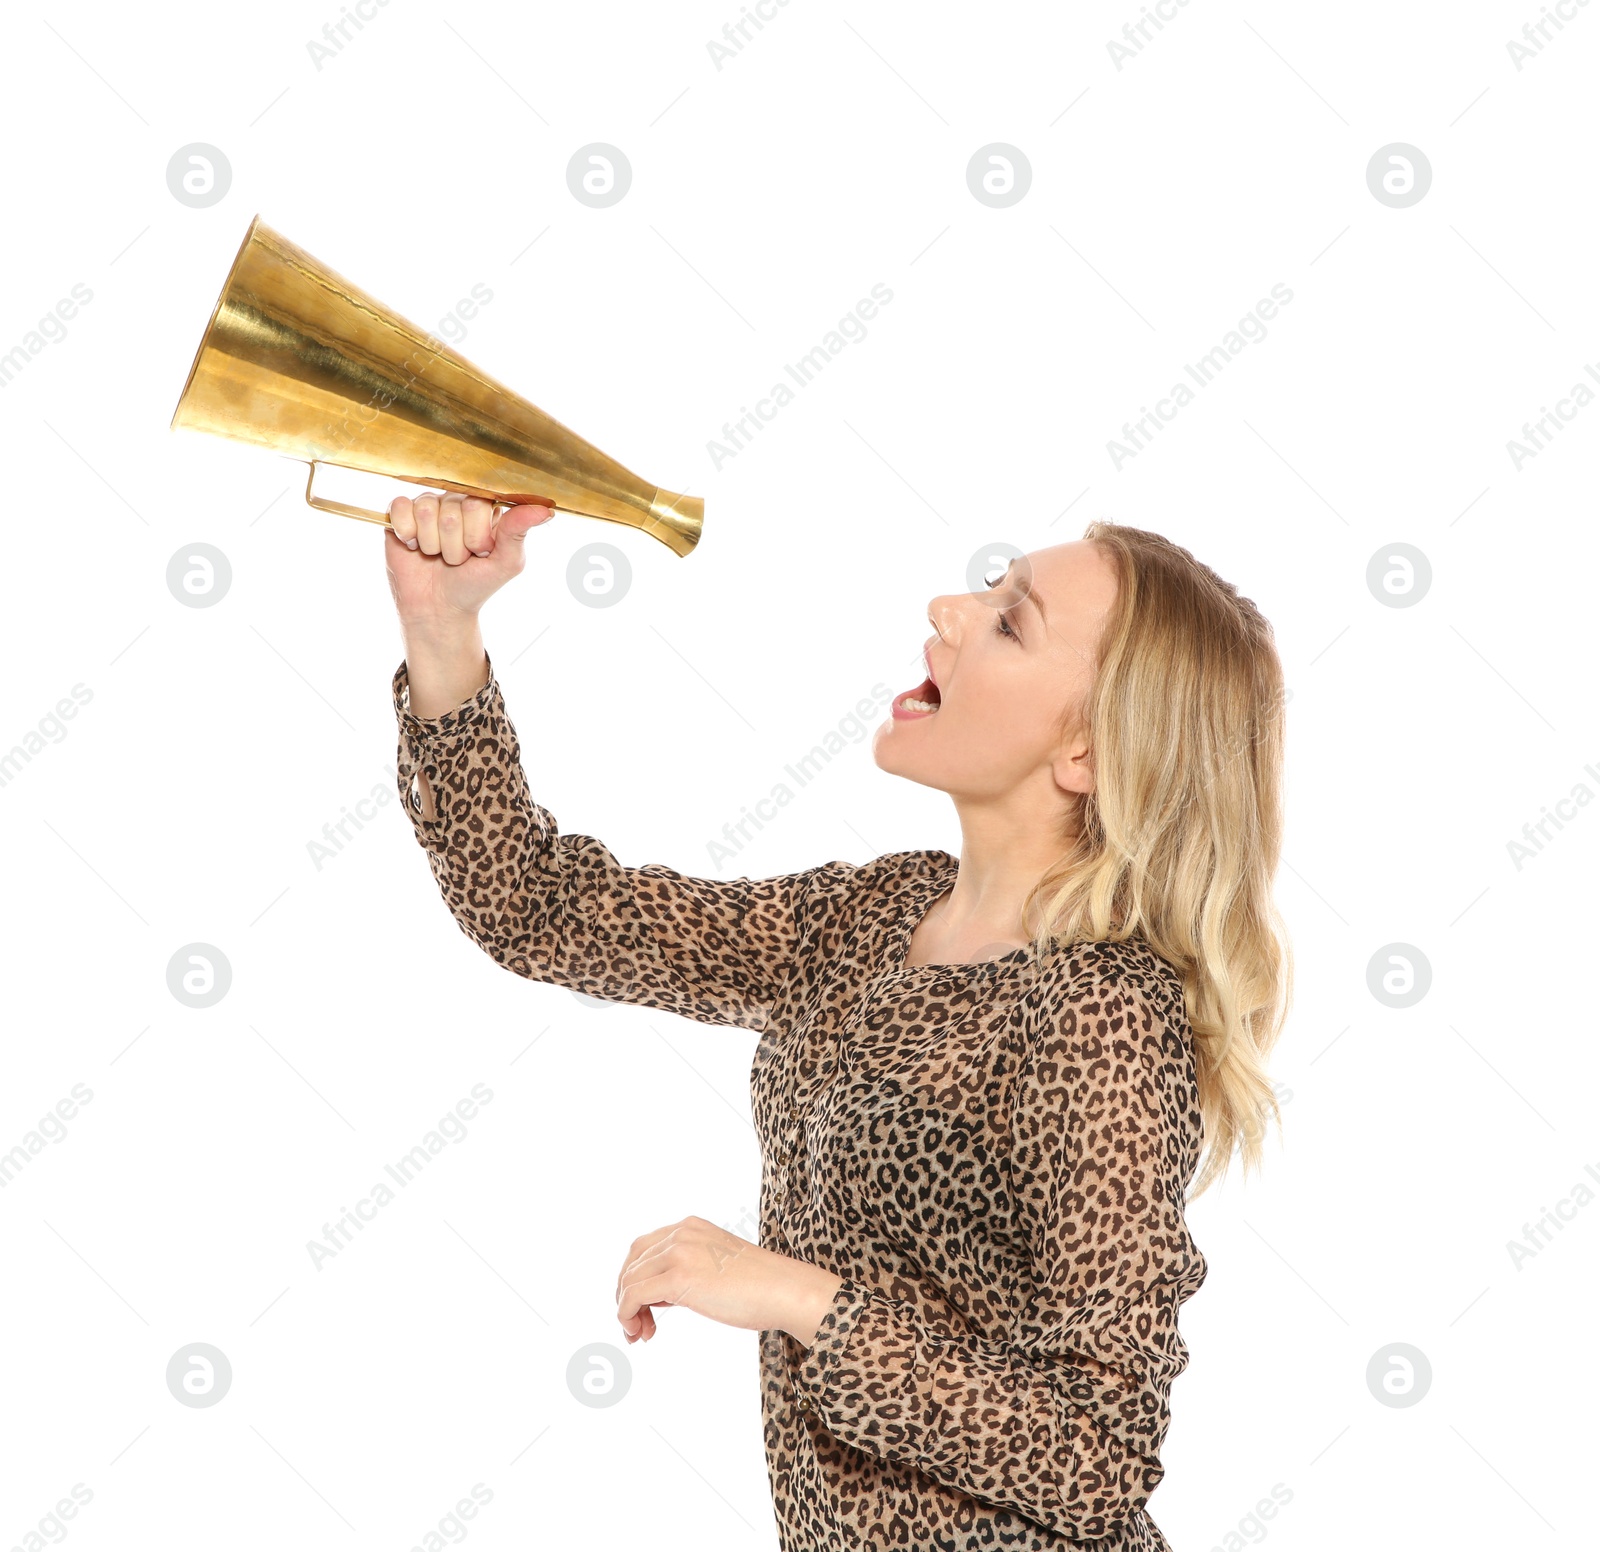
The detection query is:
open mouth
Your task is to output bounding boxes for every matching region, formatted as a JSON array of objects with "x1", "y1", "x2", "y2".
[{"x1": 894, "y1": 674, "x2": 942, "y2": 717}]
